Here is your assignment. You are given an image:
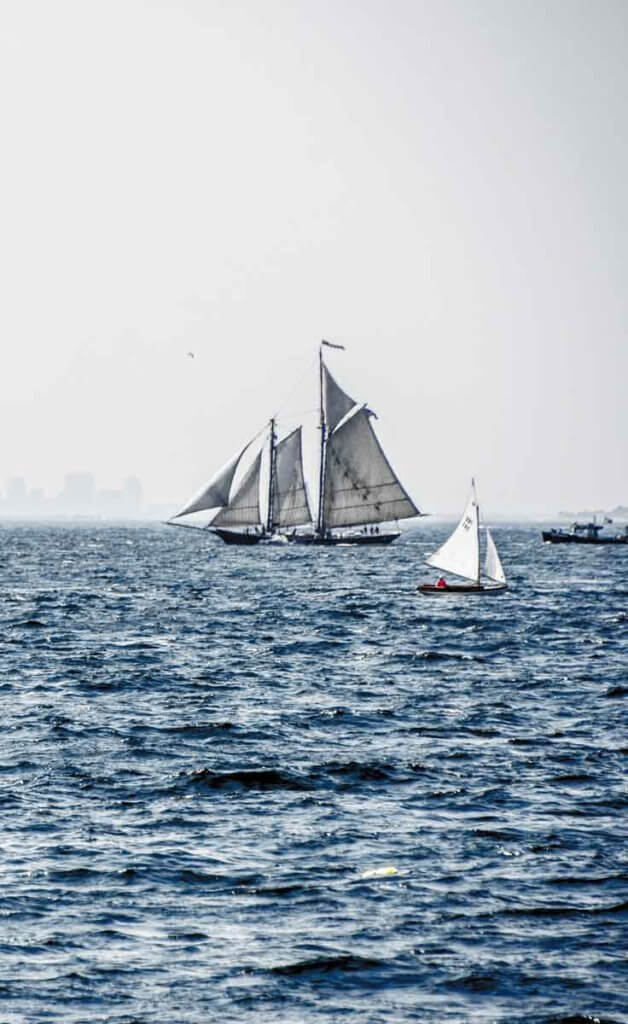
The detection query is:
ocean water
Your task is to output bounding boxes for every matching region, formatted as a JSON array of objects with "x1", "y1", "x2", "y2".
[{"x1": 1, "y1": 521, "x2": 626, "y2": 1024}]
